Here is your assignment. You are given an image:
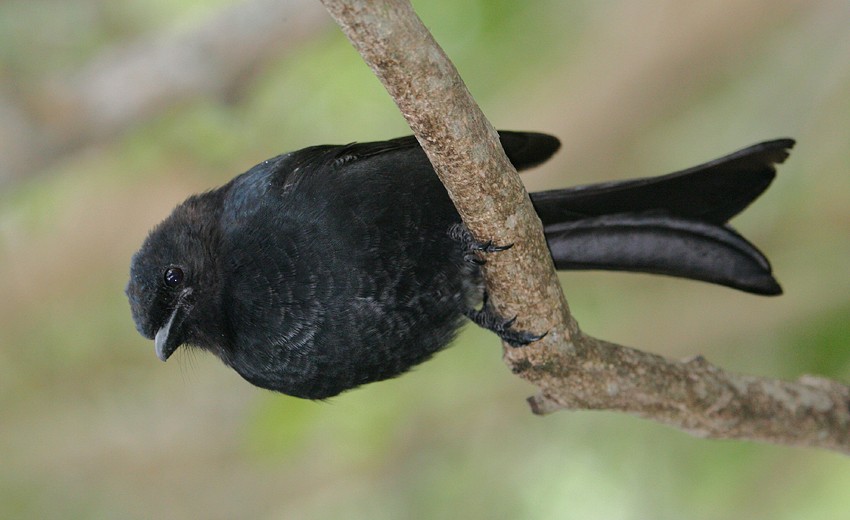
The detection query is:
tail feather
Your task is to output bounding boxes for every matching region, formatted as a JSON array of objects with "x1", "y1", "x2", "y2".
[
  {"x1": 545, "y1": 213, "x2": 782, "y2": 295},
  {"x1": 530, "y1": 139, "x2": 794, "y2": 225},
  {"x1": 525, "y1": 138, "x2": 794, "y2": 295}
]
